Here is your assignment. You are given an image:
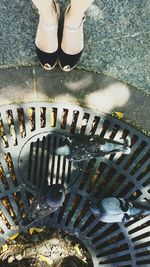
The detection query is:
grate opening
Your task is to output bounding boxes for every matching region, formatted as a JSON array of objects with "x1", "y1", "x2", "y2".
[
  {"x1": 28, "y1": 107, "x2": 35, "y2": 131},
  {"x1": 40, "y1": 107, "x2": 46, "y2": 128},
  {"x1": 129, "y1": 220, "x2": 150, "y2": 235},
  {"x1": 123, "y1": 141, "x2": 147, "y2": 171},
  {"x1": 0, "y1": 117, "x2": 8, "y2": 148},
  {"x1": 78, "y1": 159, "x2": 94, "y2": 190},
  {"x1": 13, "y1": 192, "x2": 26, "y2": 221},
  {"x1": 132, "y1": 231, "x2": 150, "y2": 242},
  {"x1": 134, "y1": 241, "x2": 150, "y2": 249},
  {"x1": 1, "y1": 196, "x2": 18, "y2": 225},
  {"x1": 95, "y1": 233, "x2": 125, "y2": 250},
  {"x1": 80, "y1": 214, "x2": 96, "y2": 232},
  {"x1": 137, "y1": 260, "x2": 150, "y2": 265},
  {"x1": 98, "y1": 253, "x2": 131, "y2": 263},
  {"x1": 17, "y1": 108, "x2": 26, "y2": 138},
  {"x1": 89, "y1": 116, "x2": 100, "y2": 136},
  {"x1": 73, "y1": 199, "x2": 91, "y2": 228},
  {"x1": 136, "y1": 164, "x2": 150, "y2": 181},
  {"x1": 57, "y1": 193, "x2": 71, "y2": 224},
  {"x1": 50, "y1": 107, "x2": 57, "y2": 127},
  {"x1": 6, "y1": 110, "x2": 17, "y2": 146},
  {"x1": 0, "y1": 163, "x2": 9, "y2": 190},
  {"x1": 130, "y1": 150, "x2": 150, "y2": 176},
  {"x1": 70, "y1": 110, "x2": 79, "y2": 134},
  {"x1": 0, "y1": 102, "x2": 149, "y2": 267},
  {"x1": 0, "y1": 206, "x2": 10, "y2": 231},
  {"x1": 80, "y1": 112, "x2": 90, "y2": 134},
  {"x1": 86, "y1": 221, "x2": 104, "y2": 238},
  {"x1": 97, "y1": 243, "x2": 129, "y2": 257},
  {"x1": 117, "y1": 181, "x2": 135, "y2": 198},
  {"x1": 109, "y1": 124, "x2": 121, "y2": 140},
  {"x1": 64, "y1": 194, "x2": 82, "y2": 226},
  {"x1": 61, "y1": 108, "x2": 68, "y2": 129},
  {"x1": 4, "y1": 153, "x2": 18, "y2": 187}
]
